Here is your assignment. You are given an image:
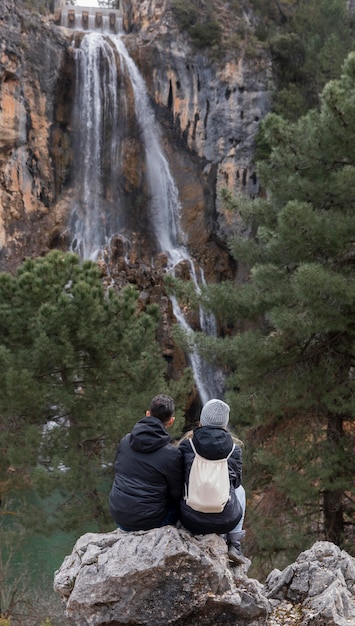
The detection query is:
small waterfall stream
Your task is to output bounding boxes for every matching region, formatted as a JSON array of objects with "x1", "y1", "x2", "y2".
[{"x1": 69, "y1": 30, "x2": 223, "y2": 402}]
